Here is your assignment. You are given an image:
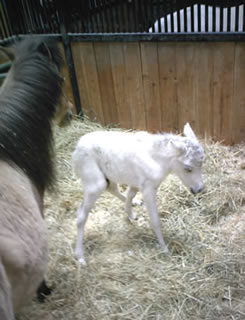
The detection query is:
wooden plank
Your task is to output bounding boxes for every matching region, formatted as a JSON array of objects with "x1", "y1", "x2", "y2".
[
  {"x1": 158, "y1": 43, "x2": 178, "y2": 133},
  {"x1": 94, "y1": 42, "x2": 118, "y2": 125},
  {"x1": 194, "y1": 43, "x2": 214, "y2": 138},
  {"x1": 72, "y1": 42, "x2": 104, "y2": 124},
  {"x1": 232, "y1": 42, "x2": 245, "y2": 144},
  {"x1": 109, "y1": 43, "x2": 132, "y2": 129},
  {"x1": 141, "y1": 42, "x2": 162, "y2": 132},
  {"x1": 212, "y1": 43, "x2": 234, "y2": 144},
  {"x1": 175, "y1": 43, "x2": 197, "y2": 132},
  {"x1": 123, "y1": 42, "x2": 146, "y2": 130}
]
